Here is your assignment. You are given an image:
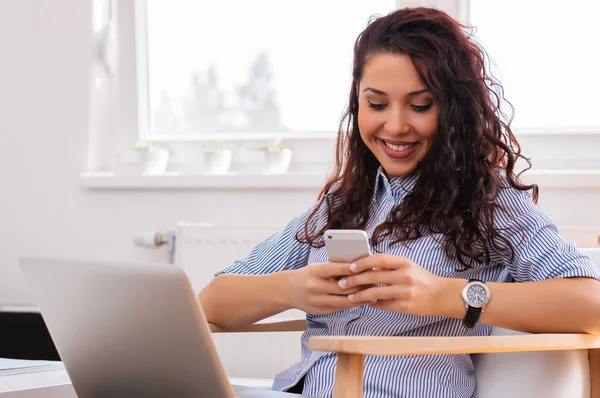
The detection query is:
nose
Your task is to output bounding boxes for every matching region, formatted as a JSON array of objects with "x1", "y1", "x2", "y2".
[{"x1": 384, "y1": 107, "x2": 410, "y2": 135}]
